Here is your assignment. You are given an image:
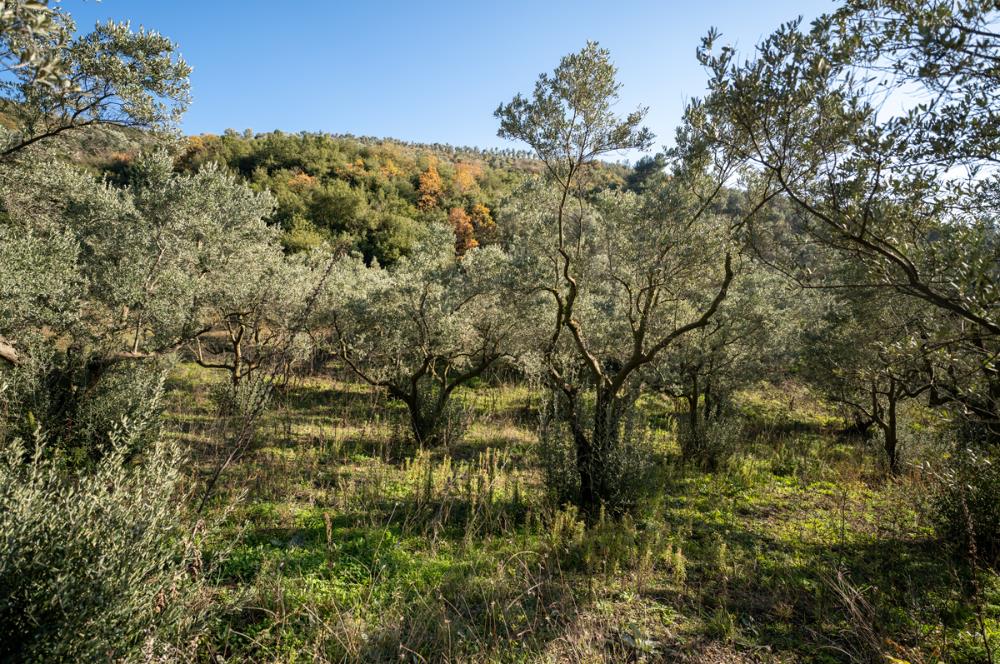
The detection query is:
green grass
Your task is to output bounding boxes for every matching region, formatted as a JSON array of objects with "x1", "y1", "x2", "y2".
[{"x1": 167, "y1": 364, "x2": 999, "y2": 663}]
